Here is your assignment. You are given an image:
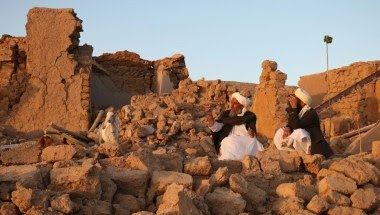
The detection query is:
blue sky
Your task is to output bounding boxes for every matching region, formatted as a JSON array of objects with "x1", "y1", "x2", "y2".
[{"x1": 1, "y1": 1, "x2": 379, "y2": 85}]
